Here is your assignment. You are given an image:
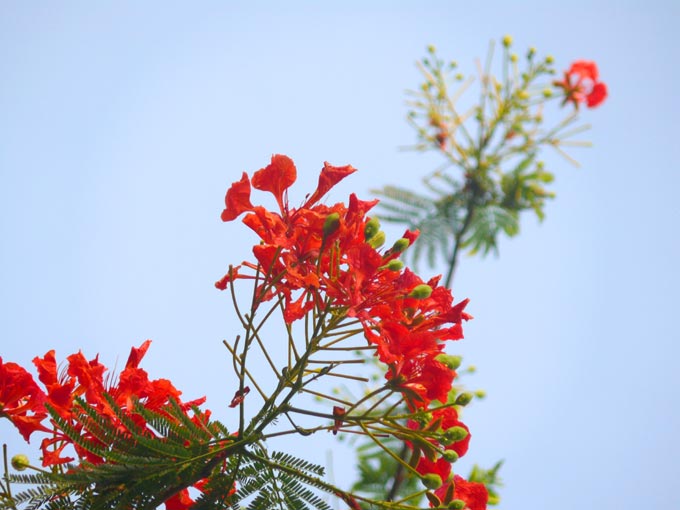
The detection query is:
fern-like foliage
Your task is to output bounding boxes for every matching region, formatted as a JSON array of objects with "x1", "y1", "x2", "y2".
[
  {"x1": 4, "y1": 394, "x2": 345, "y2": 510},
  {"x1": 372, "y1": 173, "x2": 467, "y2": 271}
]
